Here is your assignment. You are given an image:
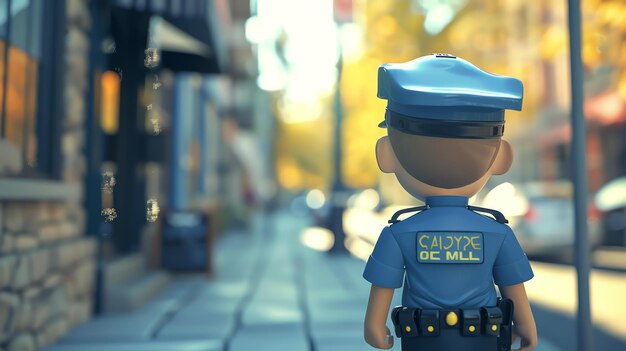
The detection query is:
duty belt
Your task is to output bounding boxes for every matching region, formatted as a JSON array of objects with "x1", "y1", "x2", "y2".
[{"x1": 391, "y1": 298, "x2": 514, "y2": 351}]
